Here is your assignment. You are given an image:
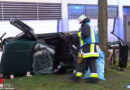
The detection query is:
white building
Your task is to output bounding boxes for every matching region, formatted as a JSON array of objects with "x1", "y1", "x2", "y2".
[{"x1": 0, "y1": 0, "x2": 130, "y2": 45}]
